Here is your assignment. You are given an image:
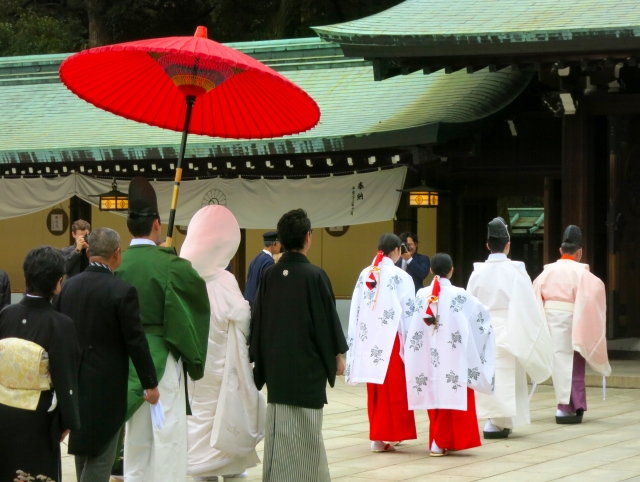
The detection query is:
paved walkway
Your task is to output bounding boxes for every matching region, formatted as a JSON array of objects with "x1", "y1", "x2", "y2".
[{"x1": 61, "y1": 377, "x2": 640, "y2": 481}]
